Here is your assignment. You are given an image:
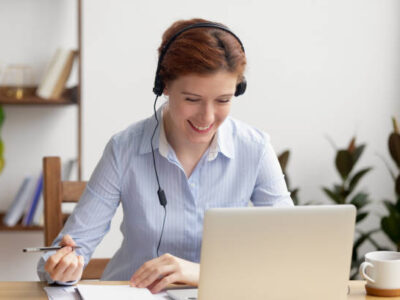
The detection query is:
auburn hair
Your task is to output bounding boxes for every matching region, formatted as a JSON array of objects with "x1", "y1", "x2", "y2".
[{"x1": 157, "y1": 18, "x2": 247, "y2": 85}]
